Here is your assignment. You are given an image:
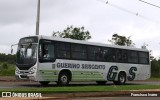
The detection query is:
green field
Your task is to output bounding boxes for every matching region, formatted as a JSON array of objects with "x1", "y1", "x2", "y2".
[
  {"x1": 0, "y1": 85, "x2": 160, "y2": 93},
  {"x1": 0, "y1": 62, "x2": 15, "y2": 76},
  {"x1": 149, "y1": 77, "x2": 160, "y2": 81}
]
